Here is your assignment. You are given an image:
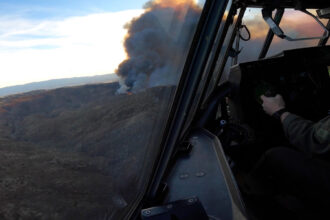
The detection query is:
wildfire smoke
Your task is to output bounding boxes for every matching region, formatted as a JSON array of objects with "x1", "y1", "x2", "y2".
[{"x1": 115, "y1": 0, "x2": 202, "y2": 93}]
